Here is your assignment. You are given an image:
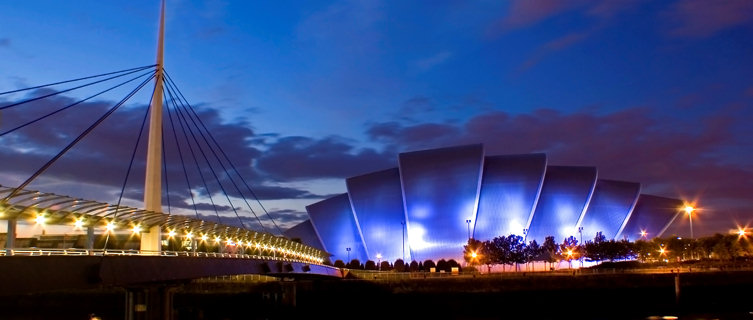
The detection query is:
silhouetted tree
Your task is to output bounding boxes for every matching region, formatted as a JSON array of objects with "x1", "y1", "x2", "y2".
[
  {"x1": 347, "y1": 259, "x2": 362, "y2": 269},
  {"x1": 541, "y1": 236, "x2": 559, "y2": 270},
  {"x1": 524, "y1": 240, "x2": 540, "y2": 271},
  {"x1": 560, "y1": 236, "x2": 579, "y2": 268},
  {"x1": 463, "y1": 238, "x2": 484, "y2": 266},
  {"x1": 423, "y1": 259, "x2": 436, "y2": 271},
  {"x1": 437, "y1": 259, "x2": 449, "y2": 272},
  {"x1": 334, "y1": 260, "x2": 346, "y2": 268},
  {"x1": 364, "y1": 260, "x2": 377, "y2": 270},
  {"x1": 447, "y1": 259, "x2": 461, "y2": 272},
  {"x1": 393, "y1": 259, "x2": 406, "y2": 272},
  {"x1": 409, "y1": 260, "x2": 420, "y2": 272},
  {"x1": 508, "y1": 234, "x2": 526, "y2": 271},
  {"x1": 380, "y1": 261, "x2": 392, "y2": 271}
]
